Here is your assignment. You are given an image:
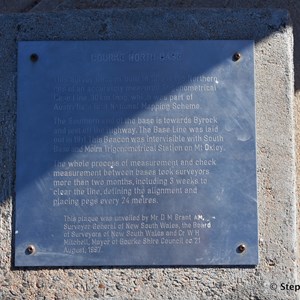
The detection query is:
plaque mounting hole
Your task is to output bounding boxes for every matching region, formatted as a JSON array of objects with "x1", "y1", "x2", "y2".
[
  {"x1": 237, "y1": 244, "x2": 246, "y2": 253},
  {"x1": 232, "y1": 52, "x2": 241, "y2": 61},
  {"x1": 30, "y1": 53, "x2": 39, "y2": 62},
  {"x1": 26, "y1": 245, "x2": 36, "y2": 255}
]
